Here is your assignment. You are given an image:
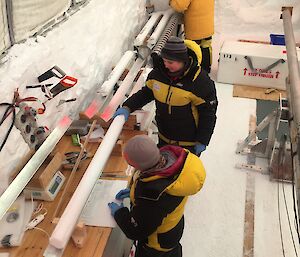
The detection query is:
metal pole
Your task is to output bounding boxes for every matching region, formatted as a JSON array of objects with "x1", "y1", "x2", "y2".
[
  {"x1": 281, "y1": 7, "x2": 300, "y2": 234},
  {"x1": 5, "y1": 0, "x2": 15, "y2": 46},
  {"x1": 282, "y1": 8, "x2": 300, "y2": 126}
]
